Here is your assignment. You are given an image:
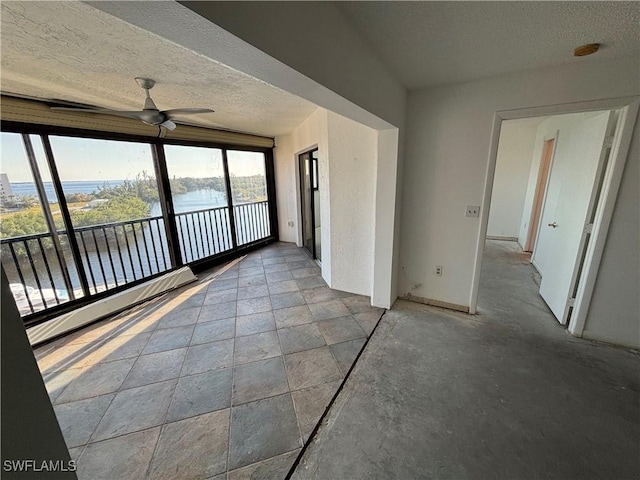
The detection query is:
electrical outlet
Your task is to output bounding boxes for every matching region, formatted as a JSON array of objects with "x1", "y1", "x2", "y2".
[
  {"x1": 435, "y1": 266, "x2": 443, "y2": 277},
  {"x1": 466, "y1": 206, "x2": 480, "y2": 218}
]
